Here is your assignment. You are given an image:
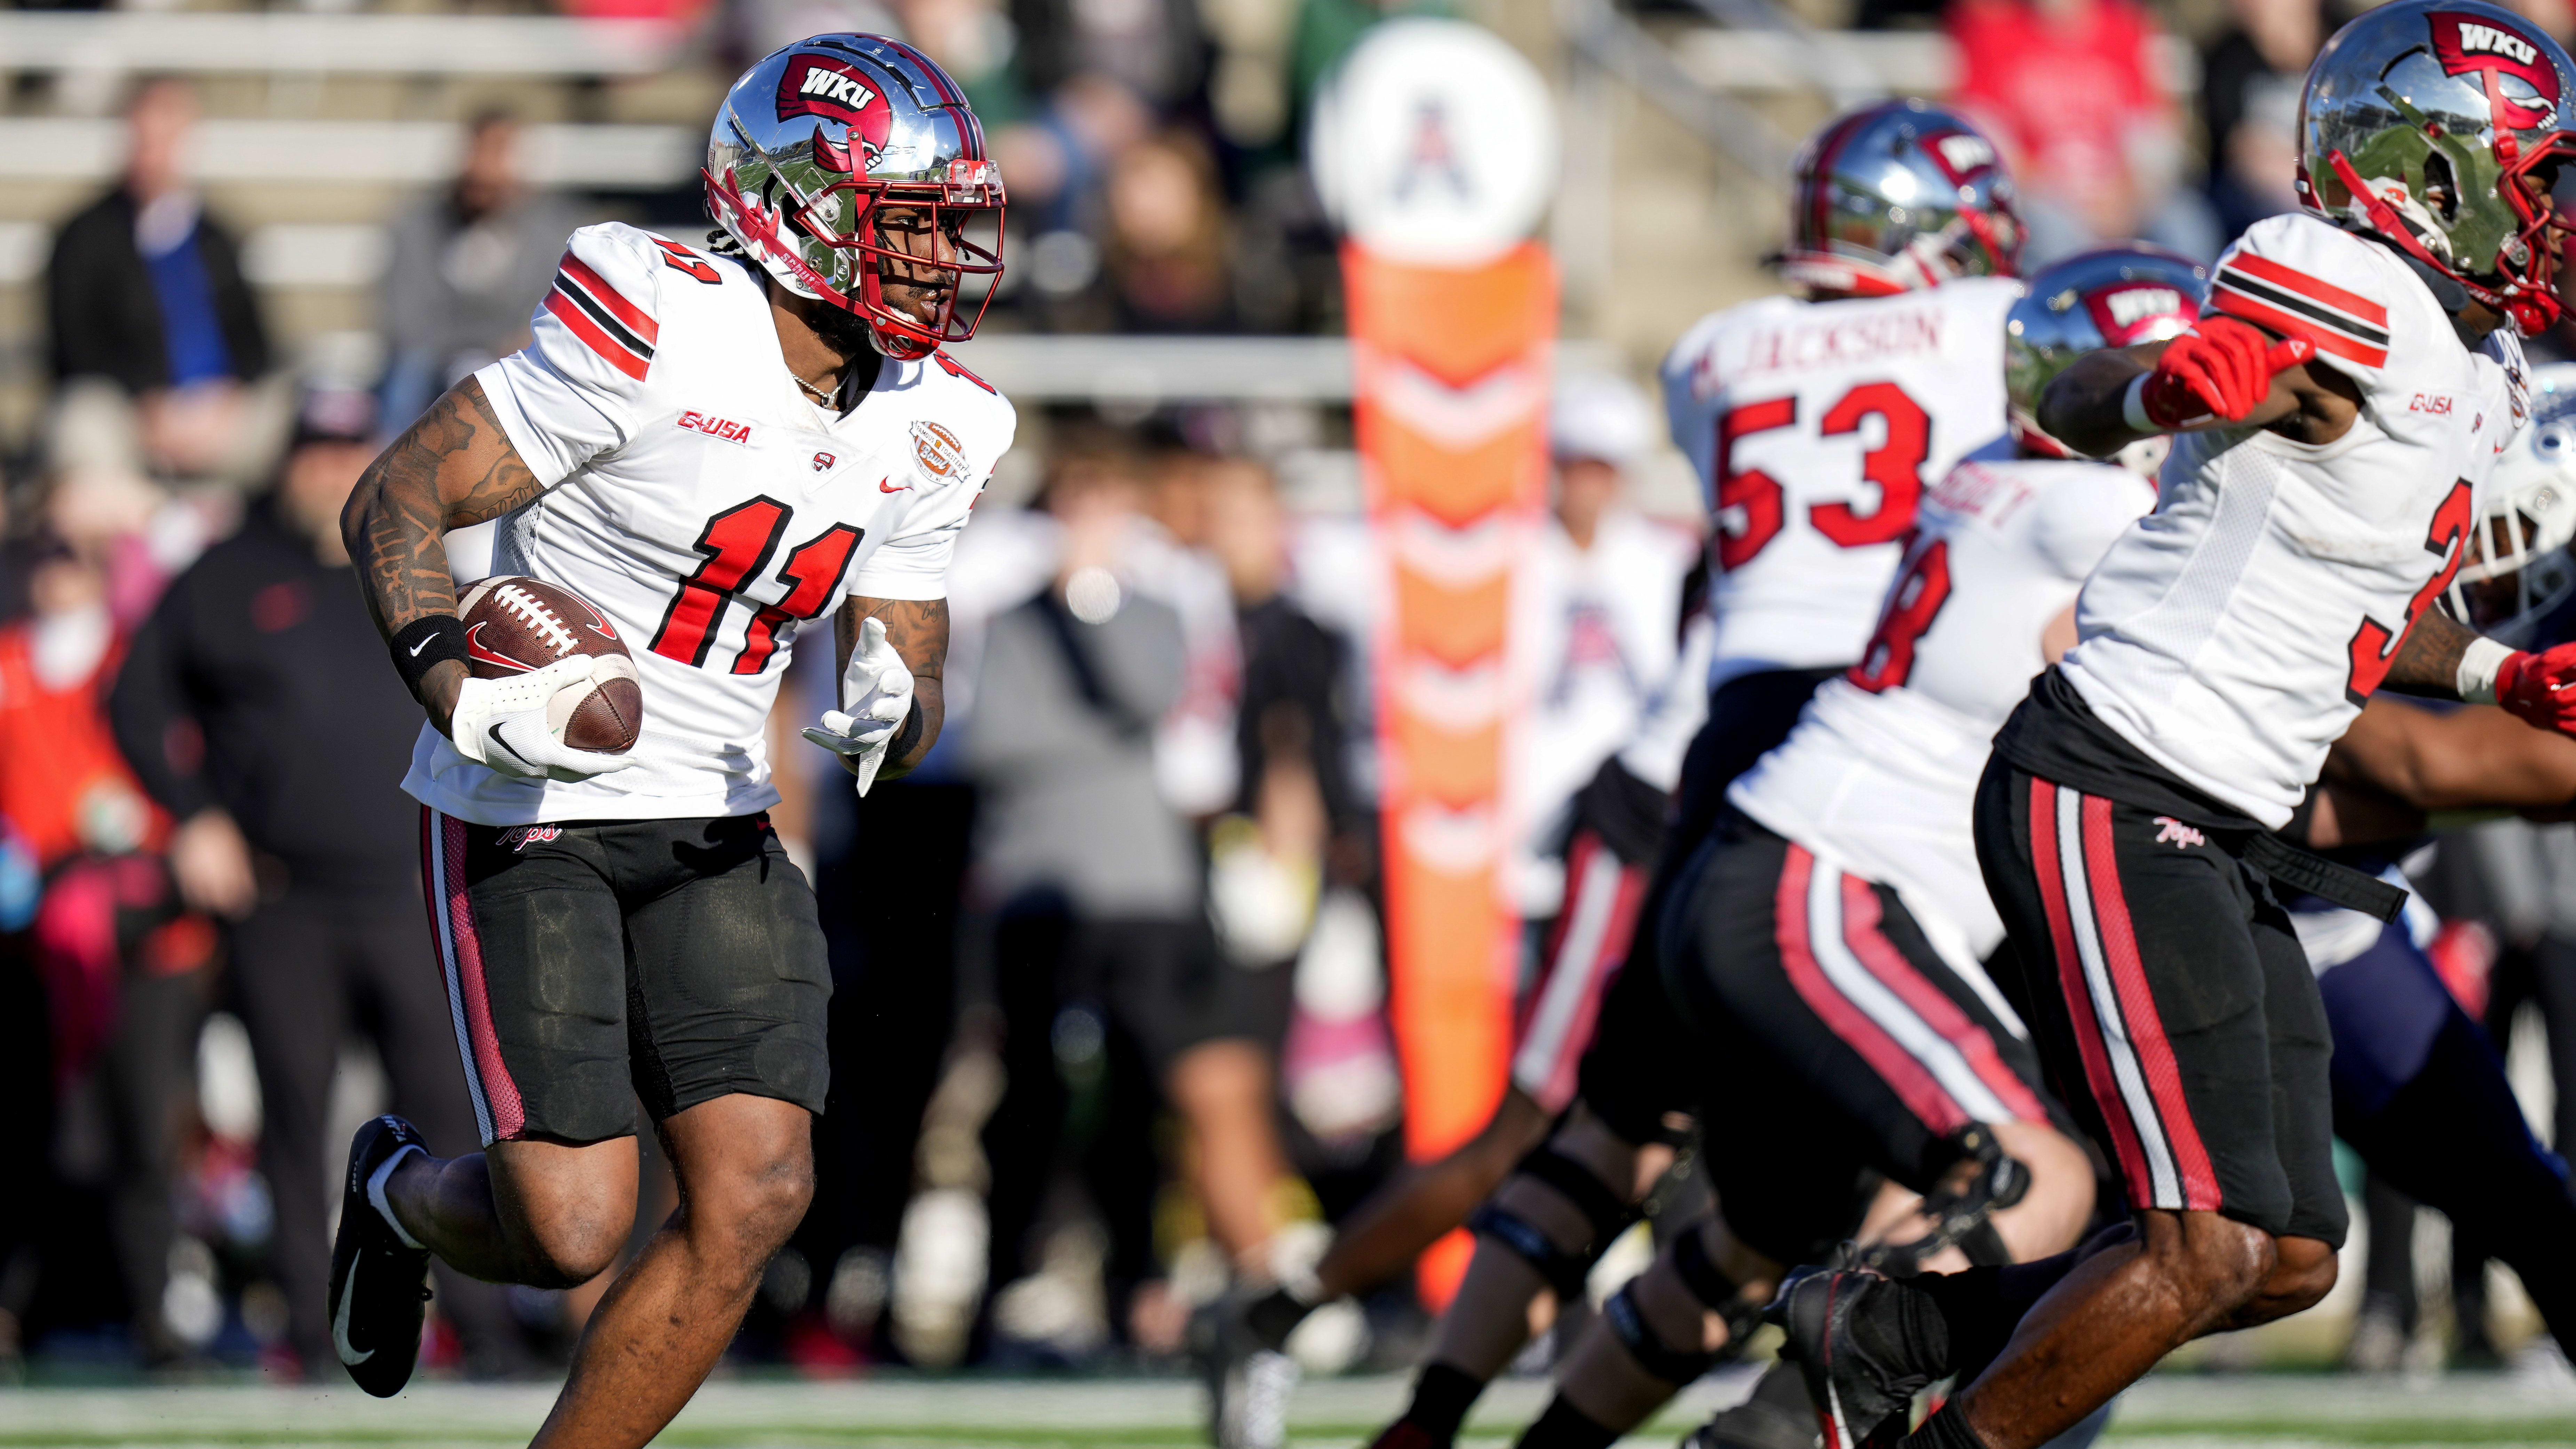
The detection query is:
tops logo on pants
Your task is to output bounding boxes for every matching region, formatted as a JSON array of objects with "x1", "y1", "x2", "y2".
[{"x1": 2153, "y1": 816, "x2": 2207, "y2": 849}]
